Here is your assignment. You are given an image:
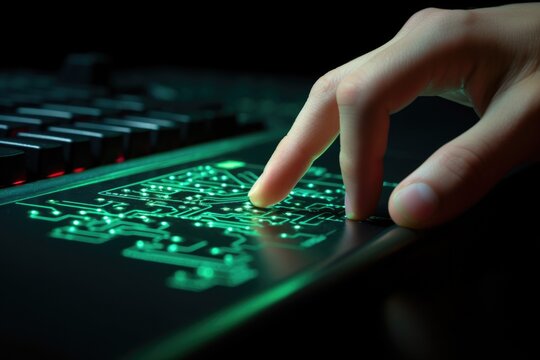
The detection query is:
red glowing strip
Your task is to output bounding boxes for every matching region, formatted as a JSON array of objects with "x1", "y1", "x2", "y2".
[
  {"x1": 115, "y1": 154, "x2": 125, "y2": 163},
  {"x1": 73, "y1": 167, "x2": 86, "y2": 173},
  {"x1": 47, "y1": 171, "x2": 65, "y2": 178},
  {"x1": 12, "y1": 179, "x2": 26, "y2": 186}
]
